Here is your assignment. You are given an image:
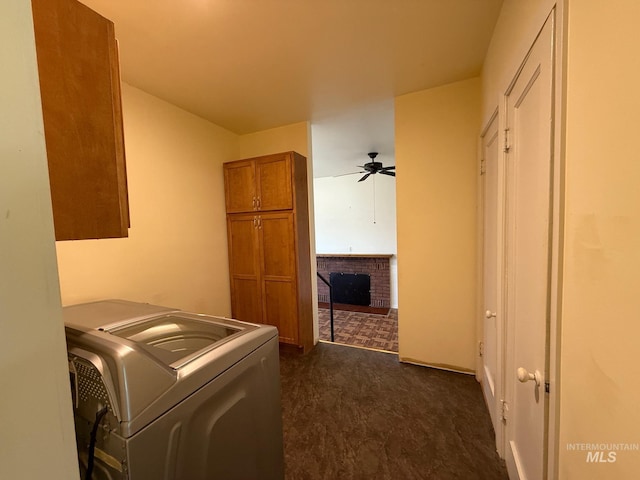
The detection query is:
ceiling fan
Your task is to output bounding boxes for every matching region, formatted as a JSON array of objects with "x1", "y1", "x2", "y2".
[{"x1": 347, "y1": 152, "x2": 396, "y2": 182}]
